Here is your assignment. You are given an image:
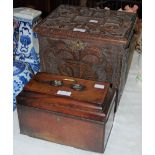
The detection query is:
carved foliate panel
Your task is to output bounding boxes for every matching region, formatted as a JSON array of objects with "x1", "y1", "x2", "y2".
[
  {"x1": 35, "y1": 5, "x2": 136, "y2": 42},
  {"x1": 39, "y1": 37, "x2": 118, "y2": 83}
]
